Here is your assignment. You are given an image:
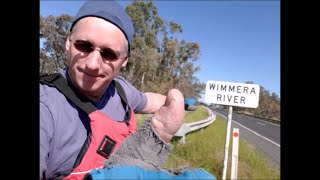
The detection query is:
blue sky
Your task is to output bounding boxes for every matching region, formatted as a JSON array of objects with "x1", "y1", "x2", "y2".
[{"x1": 40, "y1": 0, "x2": 280, "y2": 99}]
